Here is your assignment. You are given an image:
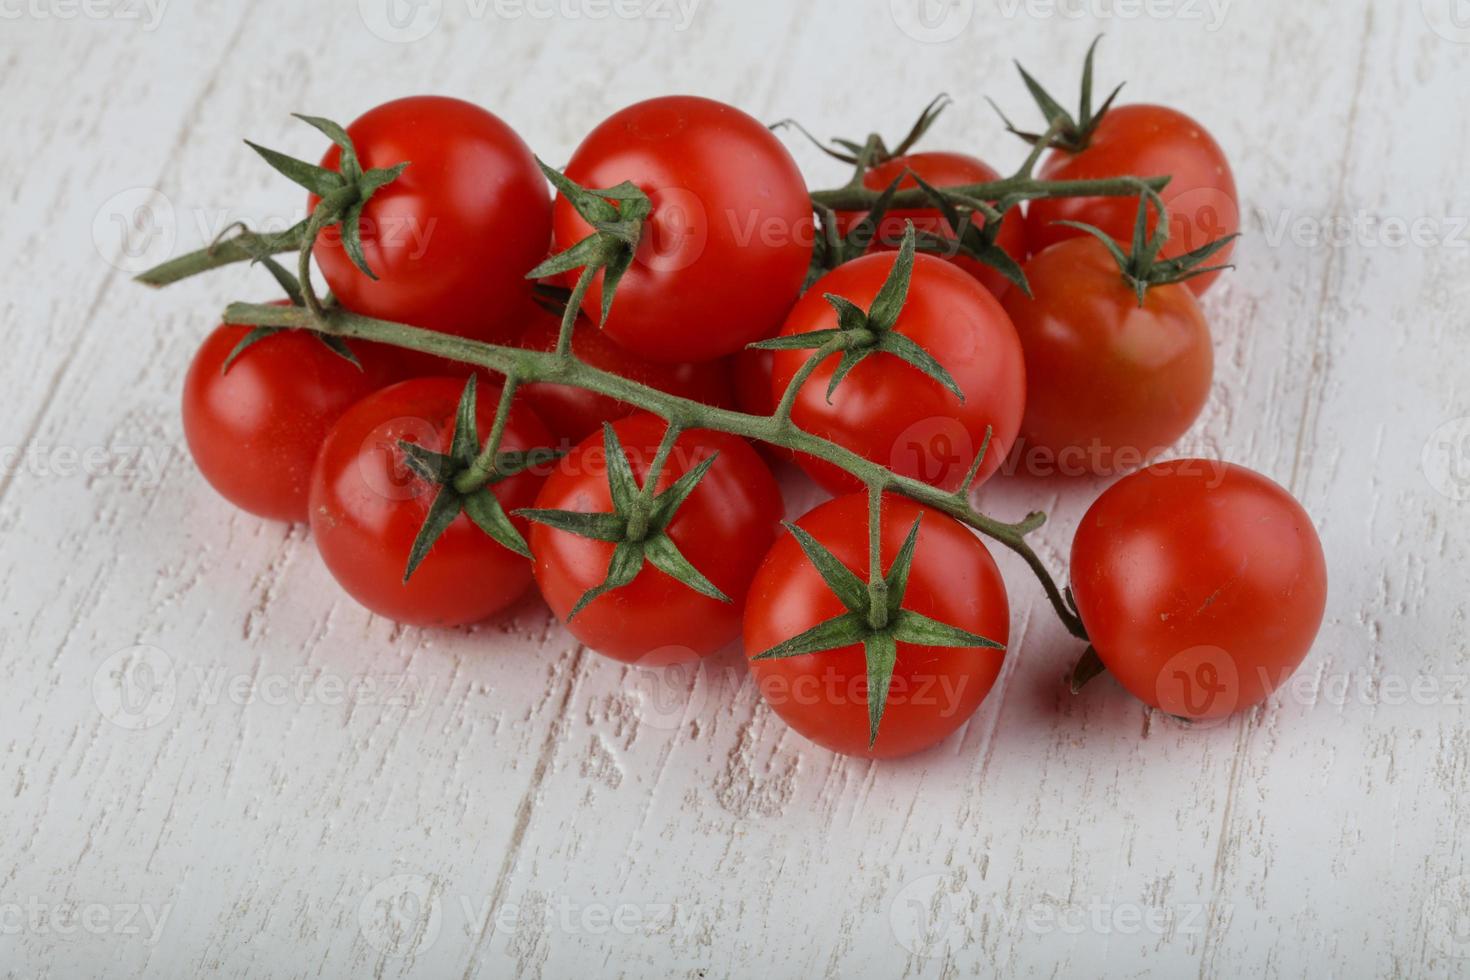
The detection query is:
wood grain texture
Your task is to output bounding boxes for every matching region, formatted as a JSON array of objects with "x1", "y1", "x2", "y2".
[{"x1": 2, "y1": 1, "x2": 1467, "y2": 976}]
